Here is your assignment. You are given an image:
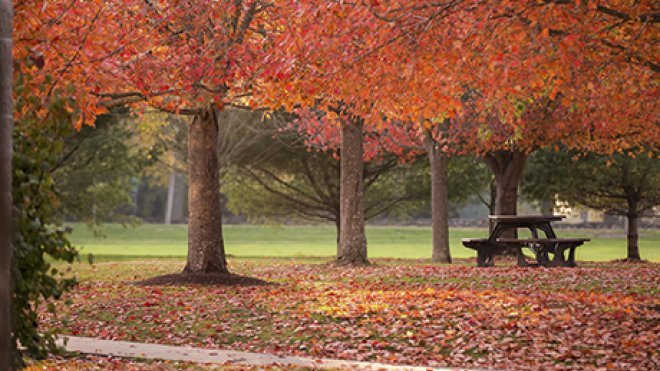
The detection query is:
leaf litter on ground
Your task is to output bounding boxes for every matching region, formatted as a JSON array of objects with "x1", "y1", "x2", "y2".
[{"x1": 39, "y1": 258, "x2": 659, "y2": 370}]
